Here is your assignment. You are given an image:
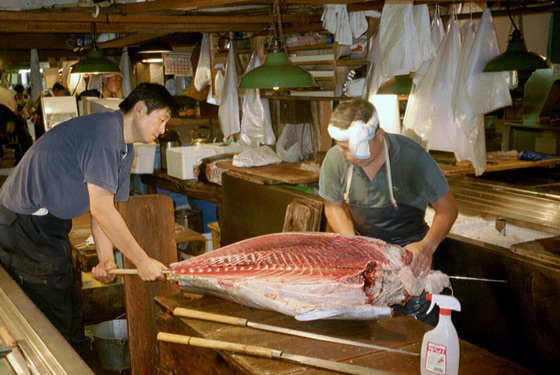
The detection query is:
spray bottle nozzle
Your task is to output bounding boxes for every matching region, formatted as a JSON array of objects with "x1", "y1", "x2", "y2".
[{"x1": 426, "y1": 293, "x2": 462, "y2": 315}]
